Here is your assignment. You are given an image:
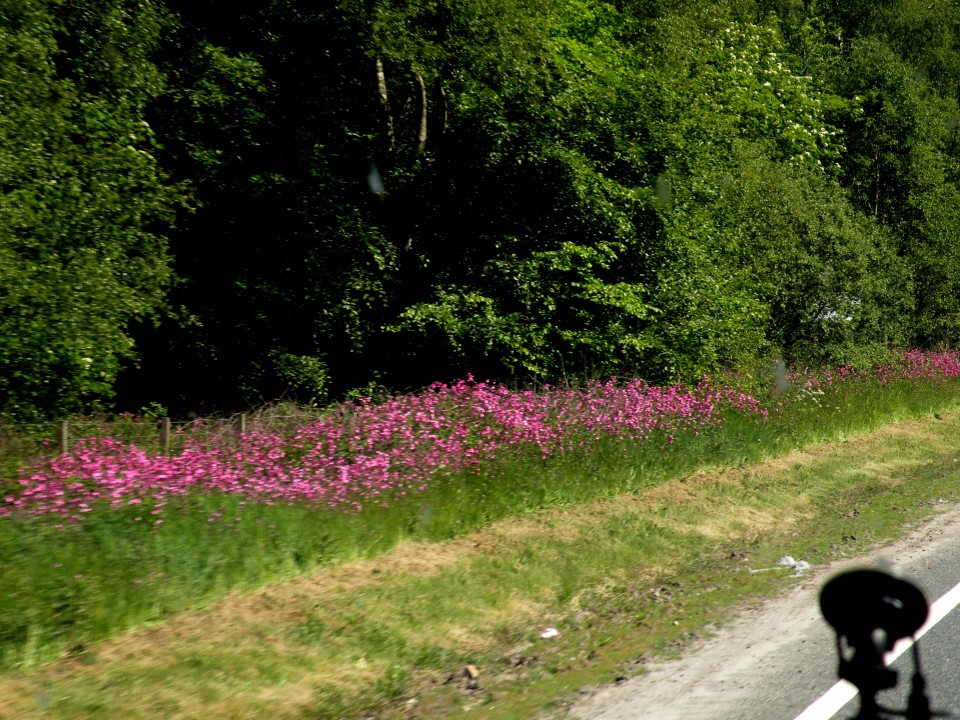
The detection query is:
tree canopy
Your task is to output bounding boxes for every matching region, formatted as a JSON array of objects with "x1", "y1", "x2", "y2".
[{"x1": 3, "y1": 0, "x2": 960, "y2": 417}]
